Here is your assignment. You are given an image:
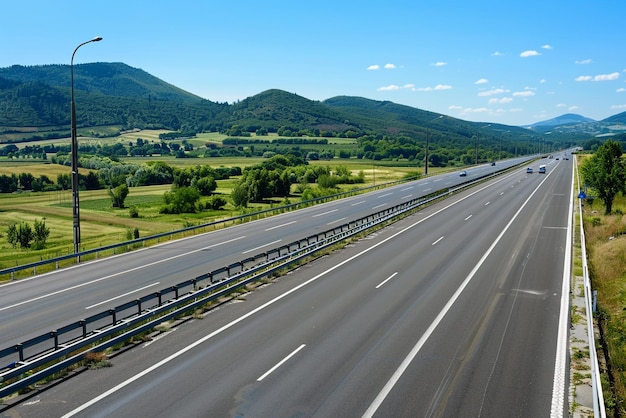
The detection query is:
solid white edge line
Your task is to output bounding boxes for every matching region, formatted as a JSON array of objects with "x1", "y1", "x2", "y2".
[
  {"x1": 257, "y1": 344, "x2": 306, "y2": 381},
  {"x1": 549, "y1": 162, "x2": 573, "y2": 417},
  {"x1": 0, "y1": 237, "x2": 247, "y2": 313},
  {"x1": 362, "y1": 167, "x2": 555, "y2": 418},
  {"x1": 62, "y1": 172, "x2": 513, "y2": 418}
]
